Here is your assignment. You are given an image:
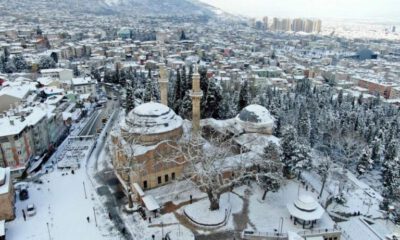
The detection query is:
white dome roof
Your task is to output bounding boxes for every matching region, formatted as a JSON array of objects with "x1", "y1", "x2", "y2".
[
  {"x1": 294, "y1": 195, "x2": 318, "y2": 211},
  {"x1": 235, "y1": 105, "x2": 275, "y2": 134},
  {"x1": 123, "y1": 102, "x2": 183, "y2": 135},
  {"x1": 237, "y1": 104, "x2": 274, "y2": 124}
]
